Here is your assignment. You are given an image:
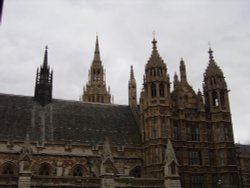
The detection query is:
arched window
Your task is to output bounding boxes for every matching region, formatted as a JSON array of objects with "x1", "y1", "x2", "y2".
[
  {"x1": 212, "y1": 91, "x2": 219, "y2": 106},
  {"x1": 73, "y1": 165, "x2": 83, "y2": 176},
  {"x1": 39, "y1": 163, "x2": 50, "y2": 176},
  {"x1": 170, "y1": 162, "x2": 176, "y2": 174},
  {"x1": 151, "y1": 83, "x2": 156, "y2": 98},
  {"x1": 129, "y1": 166, "x2": 141, "y2": 178},
  {"x1": 2, "y1": 163, "x2": 14, "y2": 175}
]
